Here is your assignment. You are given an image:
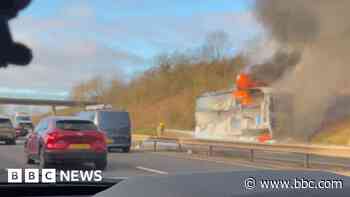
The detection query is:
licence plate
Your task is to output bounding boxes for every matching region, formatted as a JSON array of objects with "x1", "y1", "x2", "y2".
[
  {"x1": 68, "y1": 144, "x2": 90, "y2": 150},
  {"x1": 107, "y1": 139, "x2": 113, "y2": 144}
]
